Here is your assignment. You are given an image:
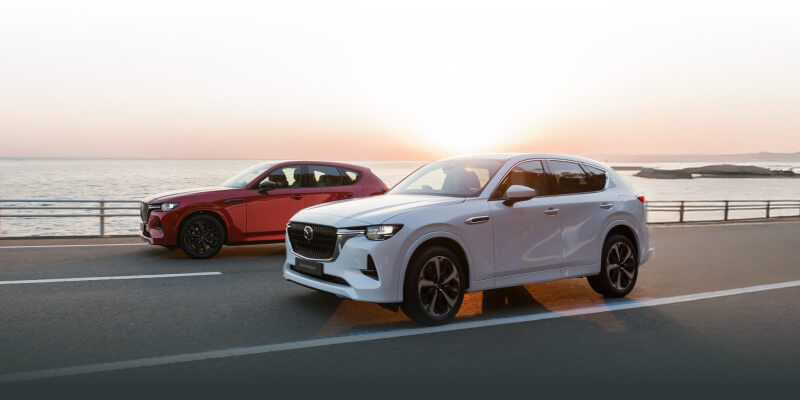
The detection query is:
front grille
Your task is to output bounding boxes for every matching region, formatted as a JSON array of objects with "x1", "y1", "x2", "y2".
[
  {"x1": 140, "y1": 202, "x2": 158, "y2": 224},
  {"x1": 288, "y1": 222, "x2": 337, "y2": 259},
  {"x1": 140, "y1": 202, "x2": 150, "y2": 223}
]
